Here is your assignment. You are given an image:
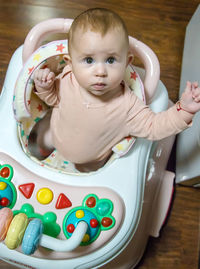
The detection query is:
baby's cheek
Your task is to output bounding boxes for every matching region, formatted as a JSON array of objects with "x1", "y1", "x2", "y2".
[
  {"x1": 111, "y1": 71, "x2": 124, "y2": 85},
  {"x1": 74, "y1": 71, "x2": 87, "y2": 85}
]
